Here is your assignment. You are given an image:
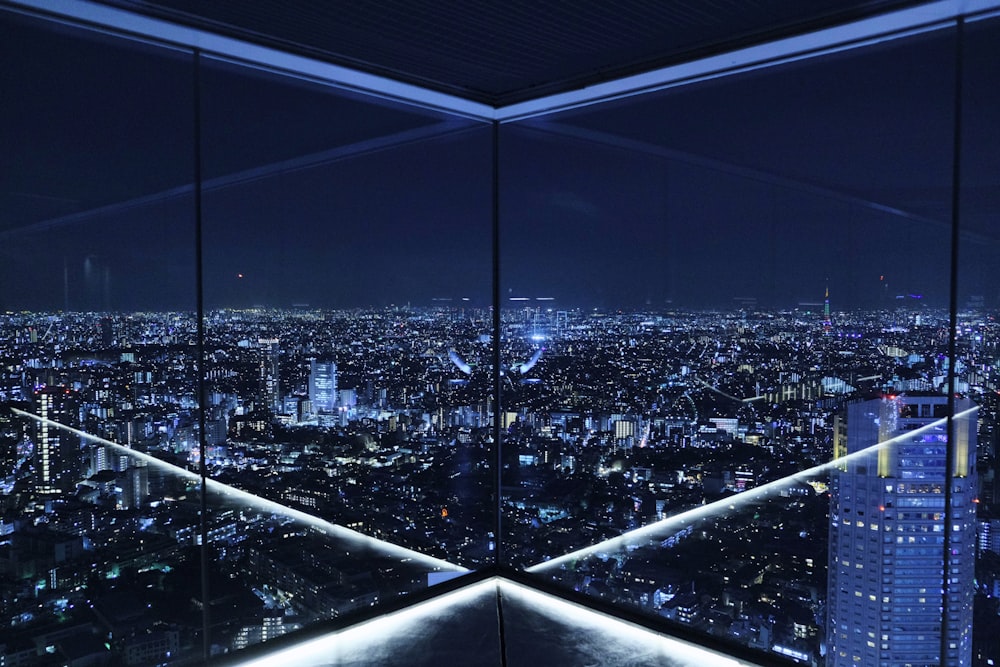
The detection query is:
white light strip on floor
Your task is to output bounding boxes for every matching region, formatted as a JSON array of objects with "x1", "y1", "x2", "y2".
[
  {"x1": 12, "y1": 407, "x2": 466, "y2": 573},
  {"x1": 528, "y1": 406, "x2": 978, "y2": 572},
  {"x1": 230, "y1": 578, "x2": 498, "y2": 667},
  {"x1": 4, "y1": 0, "x2": 495, "y2": 120},
  {"x1": 498, "y1": 579, "x2": 762, "y2": 667},
  {"x1": 496, "y1": 0, "x2": 1000, "y2": 122},
  {"x1": 226, "y1": 576, "x2": 763, "y2": 667}
]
